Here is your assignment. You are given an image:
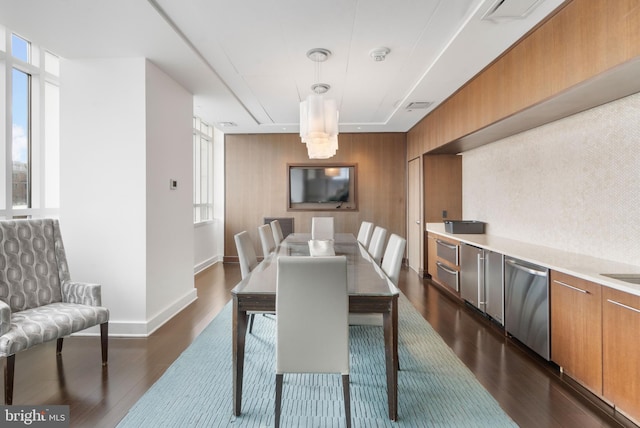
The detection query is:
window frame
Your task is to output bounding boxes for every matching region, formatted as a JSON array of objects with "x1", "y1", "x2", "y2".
[
  {"x1": 193, "y1": 116, "x2": 214, "y2": 224},
  {"x1": 1, "y1": 26, "x2": 60, "y2": 219}
]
